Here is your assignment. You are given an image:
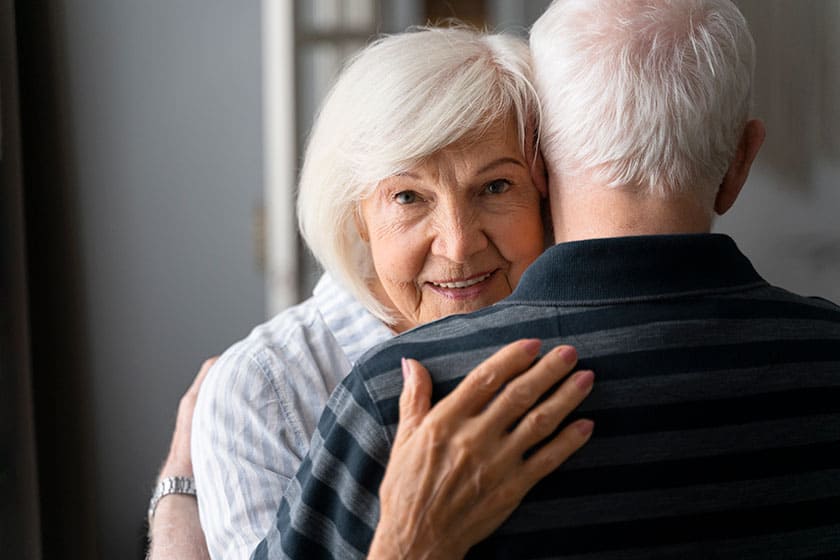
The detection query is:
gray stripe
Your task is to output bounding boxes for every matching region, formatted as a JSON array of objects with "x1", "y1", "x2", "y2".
[
  {"x1": 500, "y1": 468, "x2": 840, "y2": 531},
  {"x1": 287, "y1": 478, "x2": 367, "y2": 560},
  {"x1": 577, "y1": 361, "x2": 840, "y2": 412},
  {"x1": 507, "y1": 281, "x2": 770, "y2": 306},
  {"x1": 263, "y1": 476, "x2": 362, "y2": 560},
  {"x1": 307, "y1": 429, "x2": 380, "y2": 528},
  {"x1": 279, "y1": 449, "x2": 370, "y2": 559},
  {"x1": 329, "y1": 382, "x2": 391, "y2": 466},
  {"x1": 564, "y1": 319, "x2": 840, "y2": 360},
  {"x1": 367, "y1": 318, "x2": 840, "y2": 401},
  {"x1": 561, "y1": 414, "x2": 840, "y2": 470},
  {"x1": 538, "y1": 523, "x2": 840, "y2": 560}
]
